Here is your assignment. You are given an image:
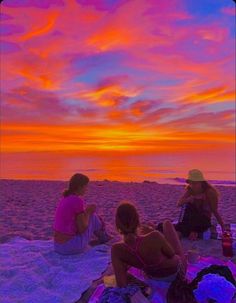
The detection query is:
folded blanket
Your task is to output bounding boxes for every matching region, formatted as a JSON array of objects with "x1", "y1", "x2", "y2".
[{"x1": 0, "y1": 237, "x2": 111, "y2": 303}]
